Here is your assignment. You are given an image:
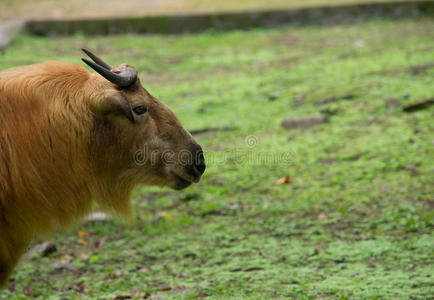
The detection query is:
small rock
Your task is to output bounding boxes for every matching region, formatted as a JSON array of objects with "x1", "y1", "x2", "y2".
[
  {"x1": 85, "y1": 212, "x2": 110, "y2": 222},
  {"x1": 281, "y1": 116, "x2": 327, "y2": 130},
  {"x1": 24, "y1": 241, "x2": 57, "y2": 259}
]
